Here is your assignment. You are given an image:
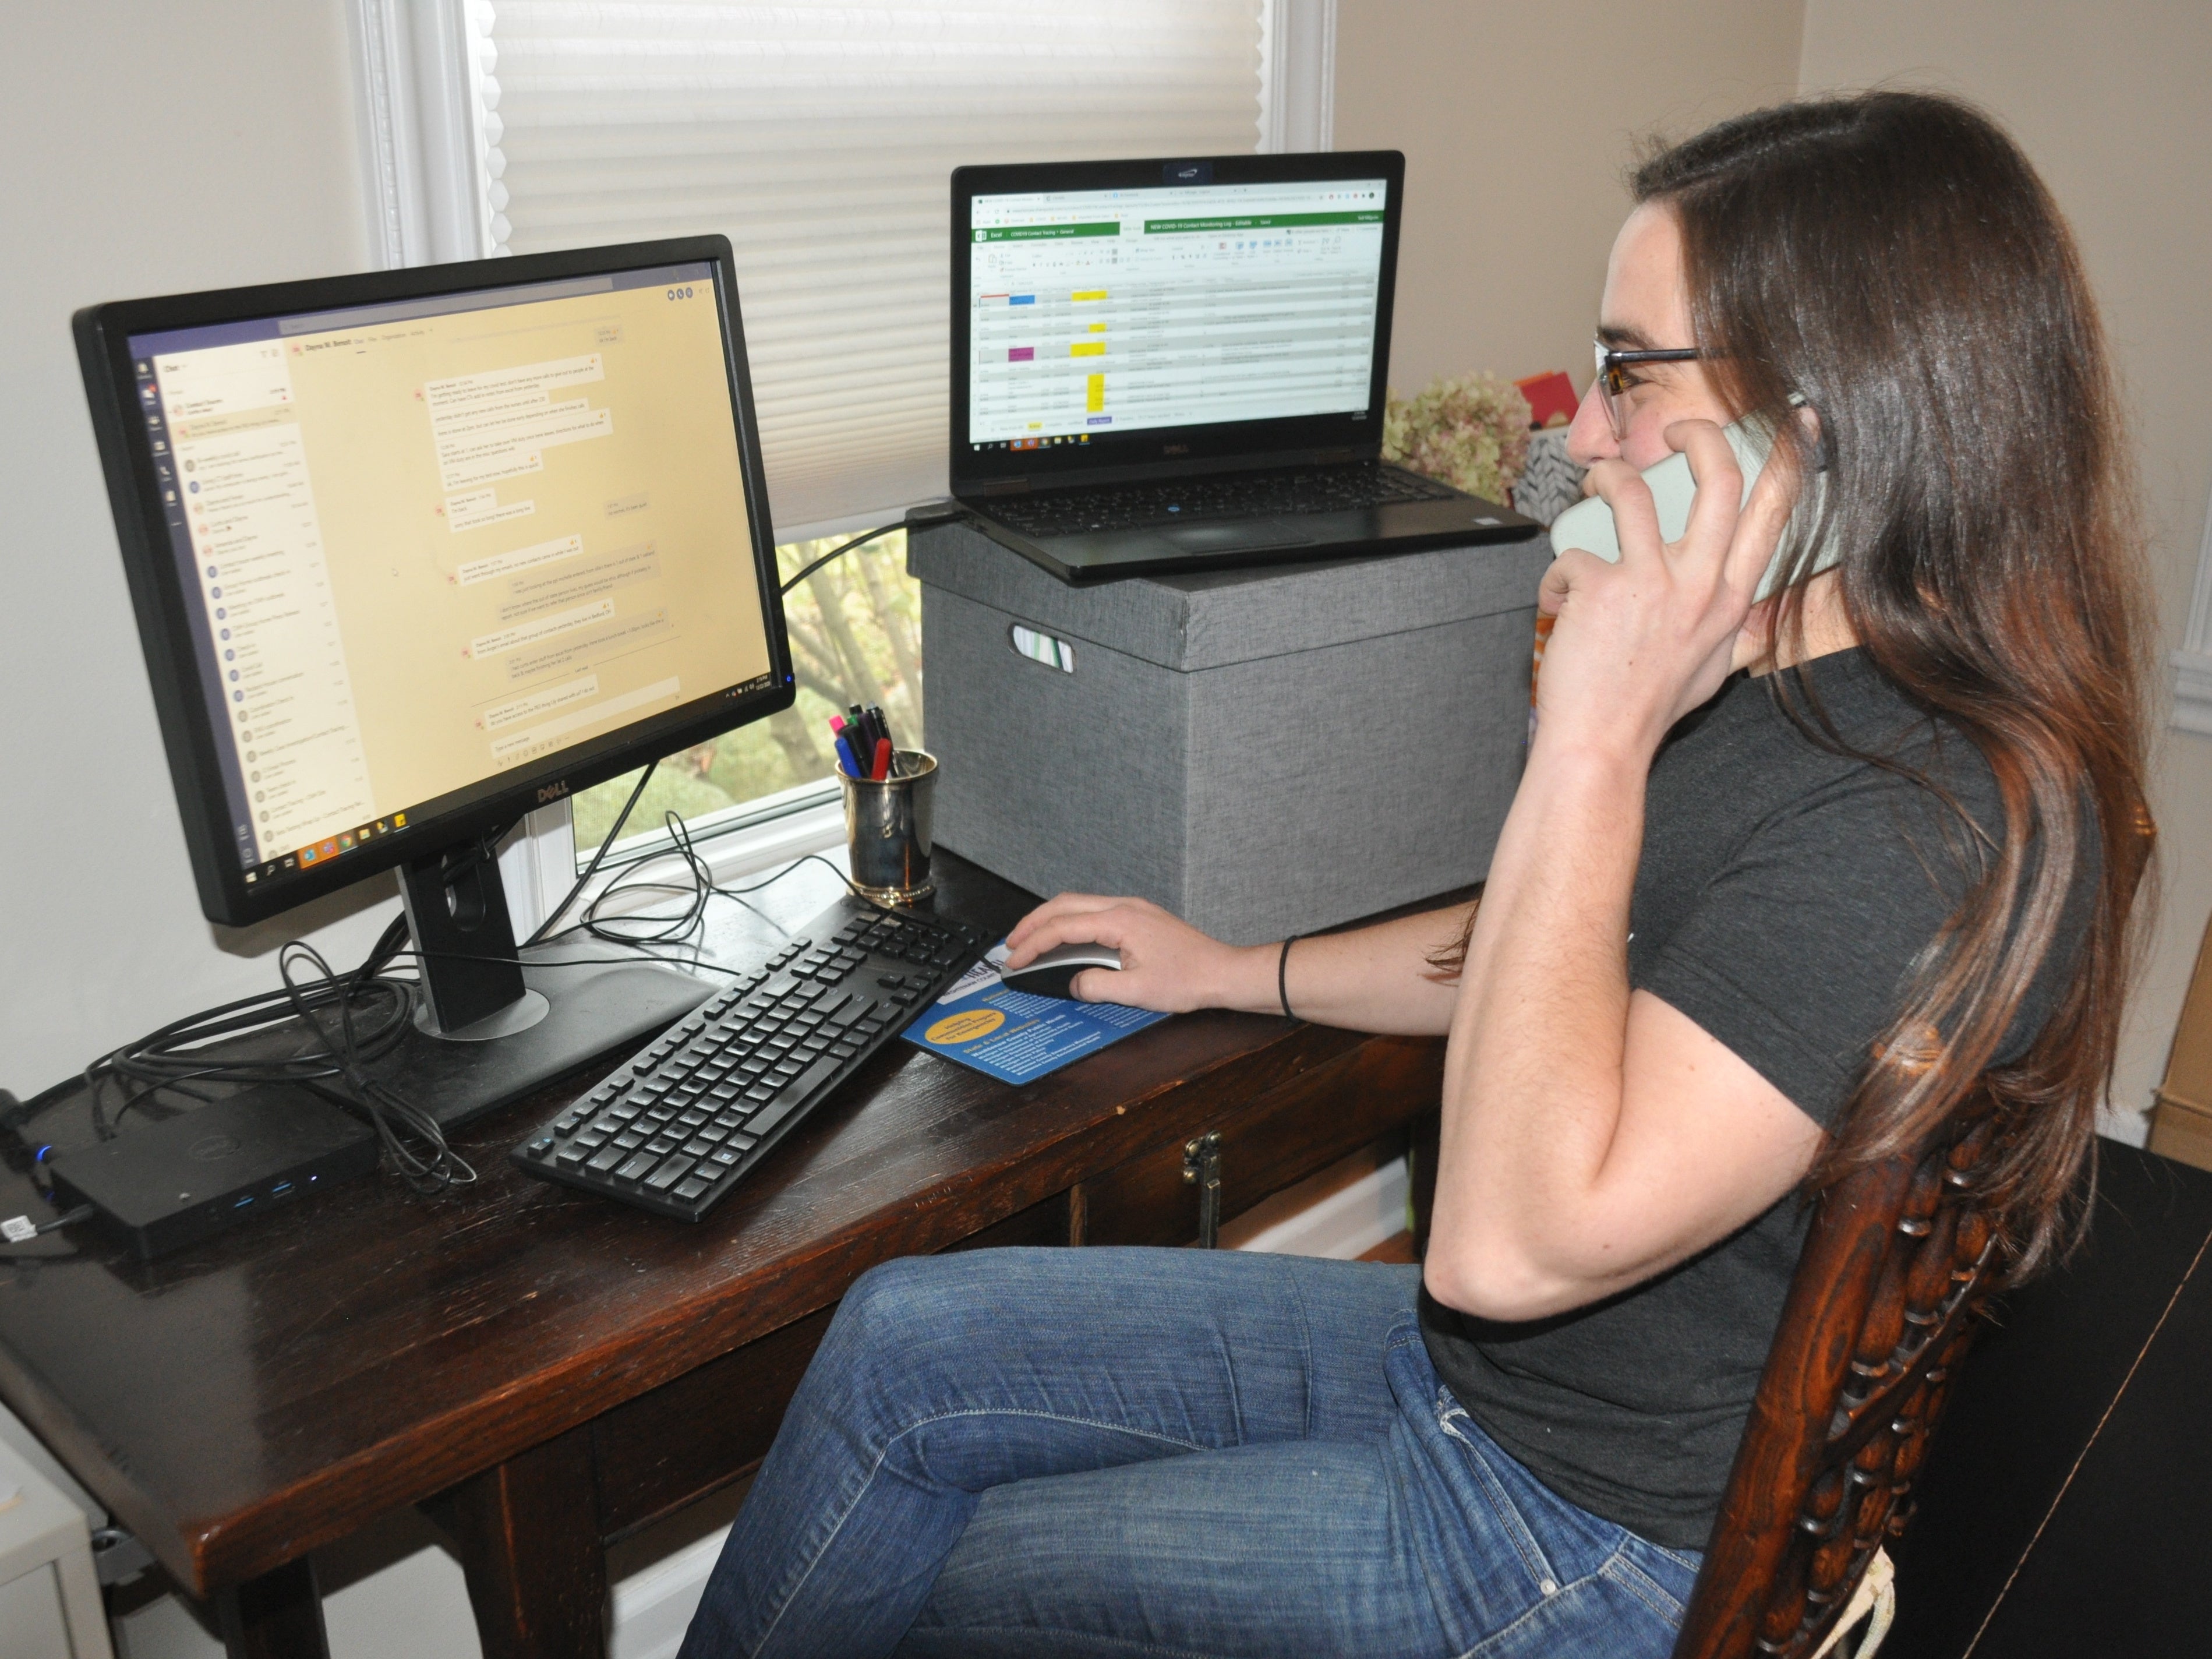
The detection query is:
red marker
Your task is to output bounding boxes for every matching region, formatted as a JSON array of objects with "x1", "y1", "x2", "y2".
[{"x1": 870, "y1": 737, "x2": 892, "y2": 780}]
